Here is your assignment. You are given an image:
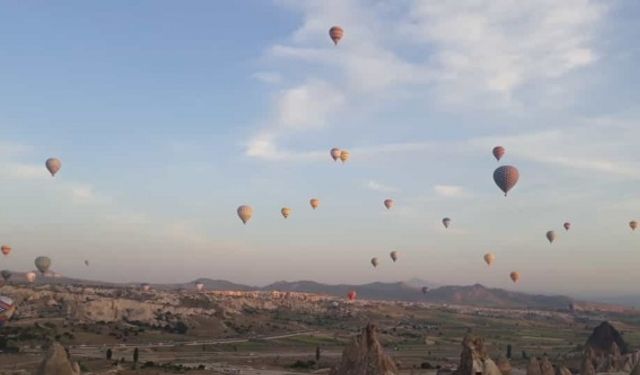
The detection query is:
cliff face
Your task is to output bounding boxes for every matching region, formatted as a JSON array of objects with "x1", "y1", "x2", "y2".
[{"x1": 330, "y1": 323, "x2": 398, "y2": 375}]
